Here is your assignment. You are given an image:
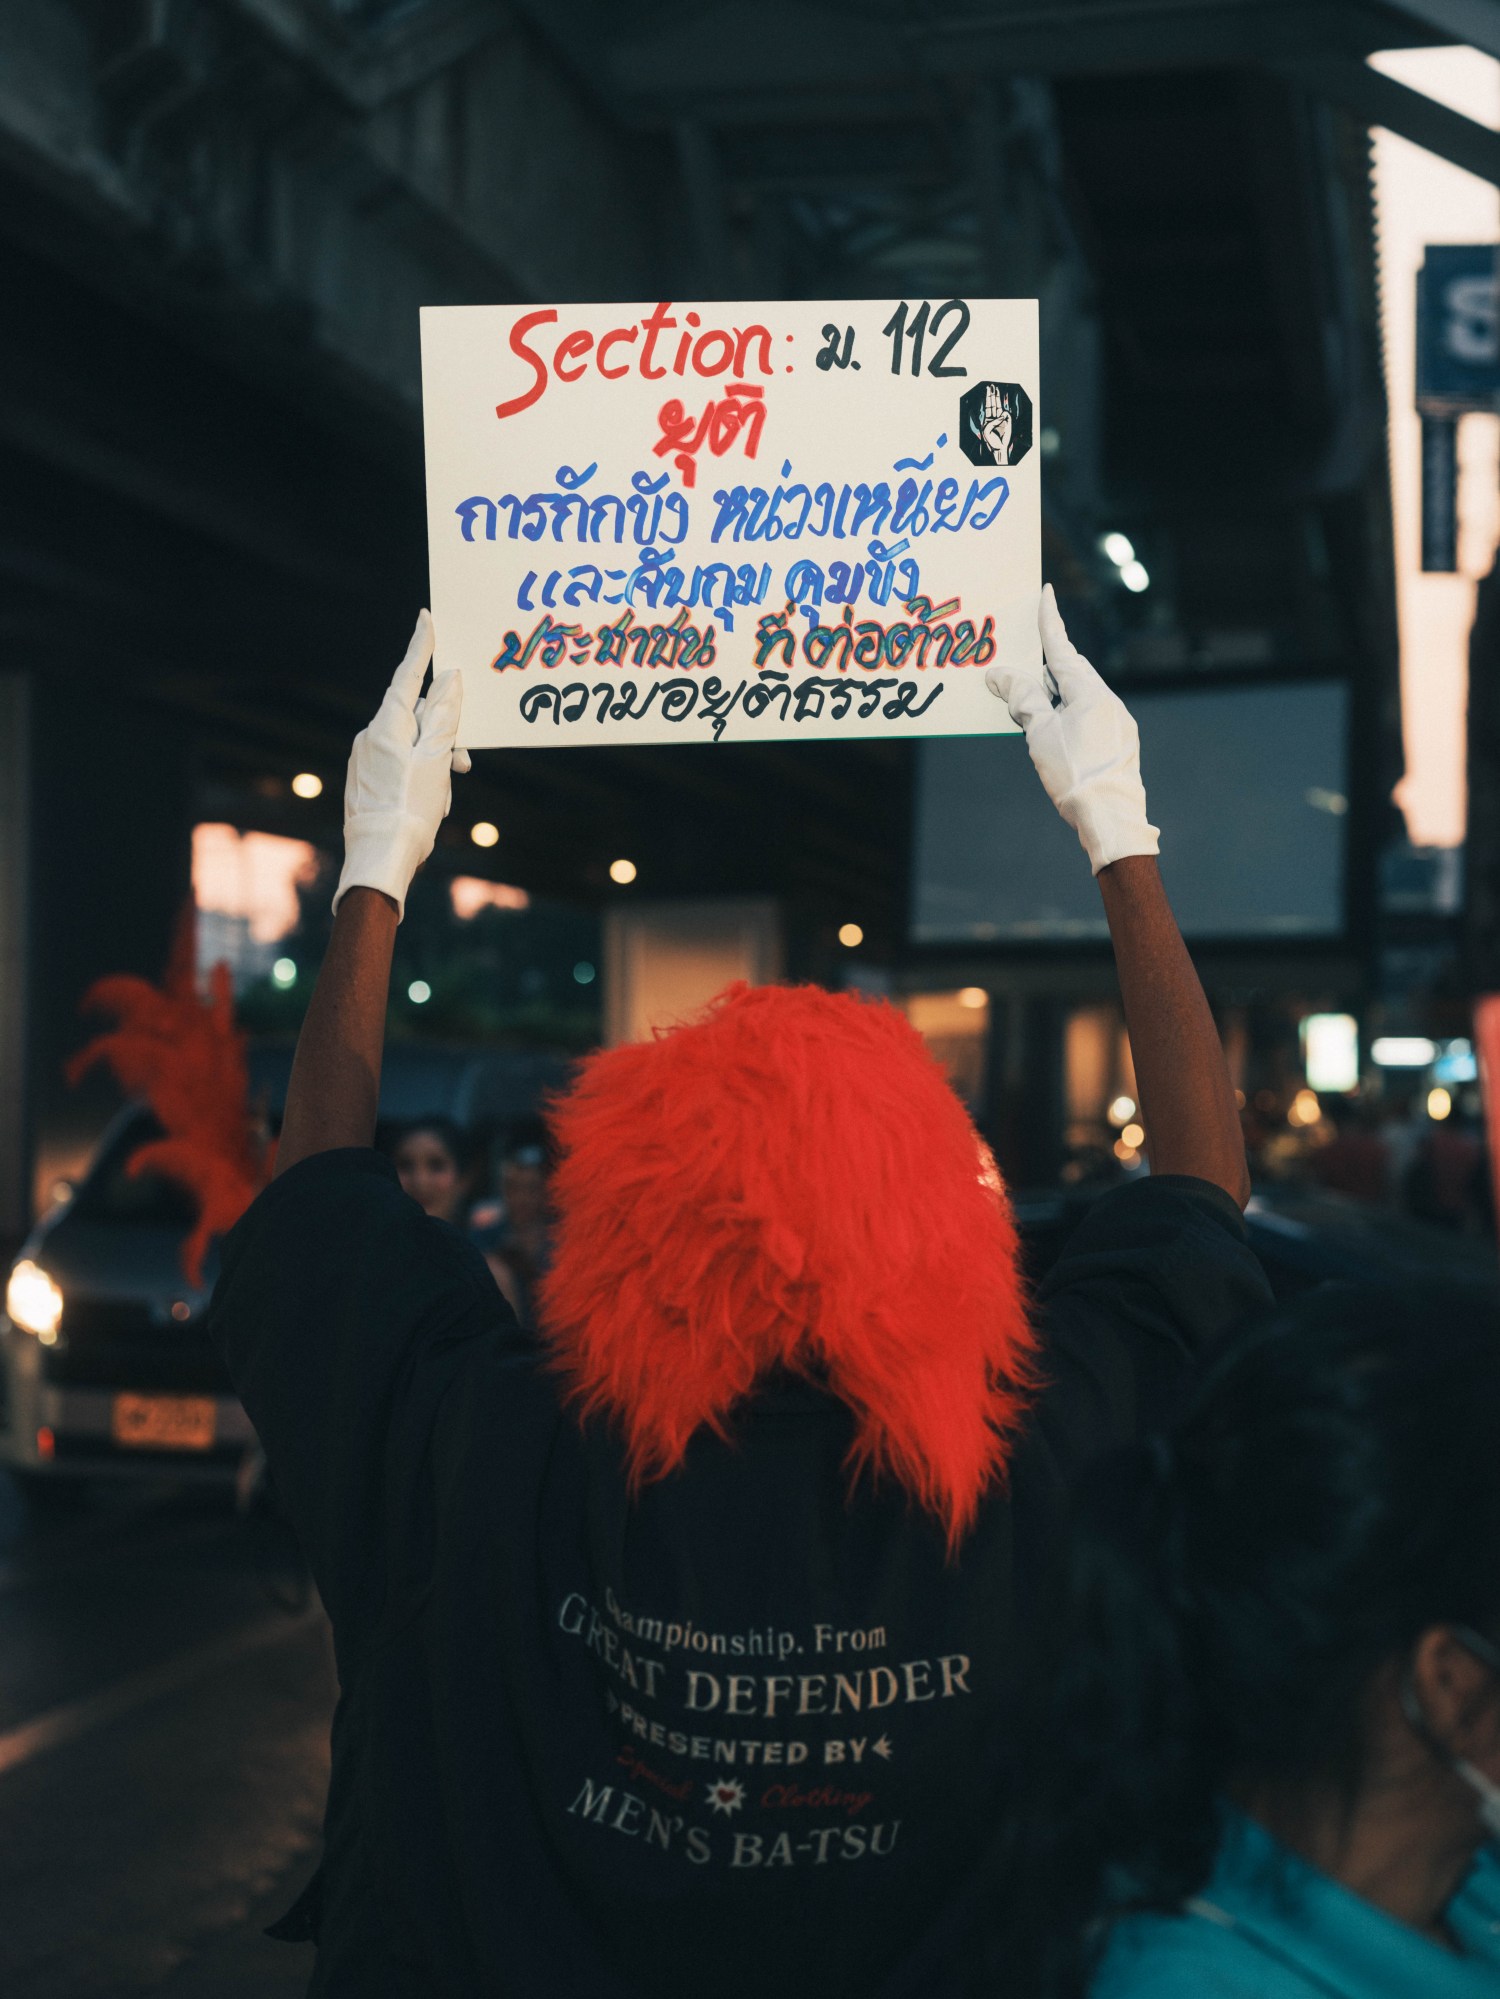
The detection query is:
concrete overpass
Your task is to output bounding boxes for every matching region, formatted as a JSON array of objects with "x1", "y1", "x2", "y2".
[{"x1": 4, "y1": 0, "x2": 1474, "y2": 1228}]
